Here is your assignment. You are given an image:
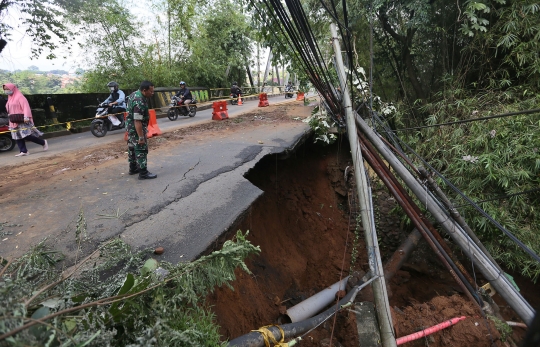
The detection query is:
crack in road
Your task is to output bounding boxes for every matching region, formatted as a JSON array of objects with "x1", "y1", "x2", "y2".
[{"x1": 162, "y1": 159, "x2": 202, "y2": 194}]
